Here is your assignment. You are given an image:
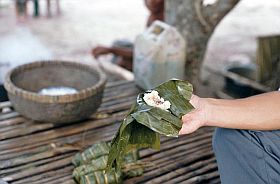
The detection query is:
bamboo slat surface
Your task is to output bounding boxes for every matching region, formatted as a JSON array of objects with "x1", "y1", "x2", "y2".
[{"x1": 0, "y1": 80, "x2": 219, "y2": 184}]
